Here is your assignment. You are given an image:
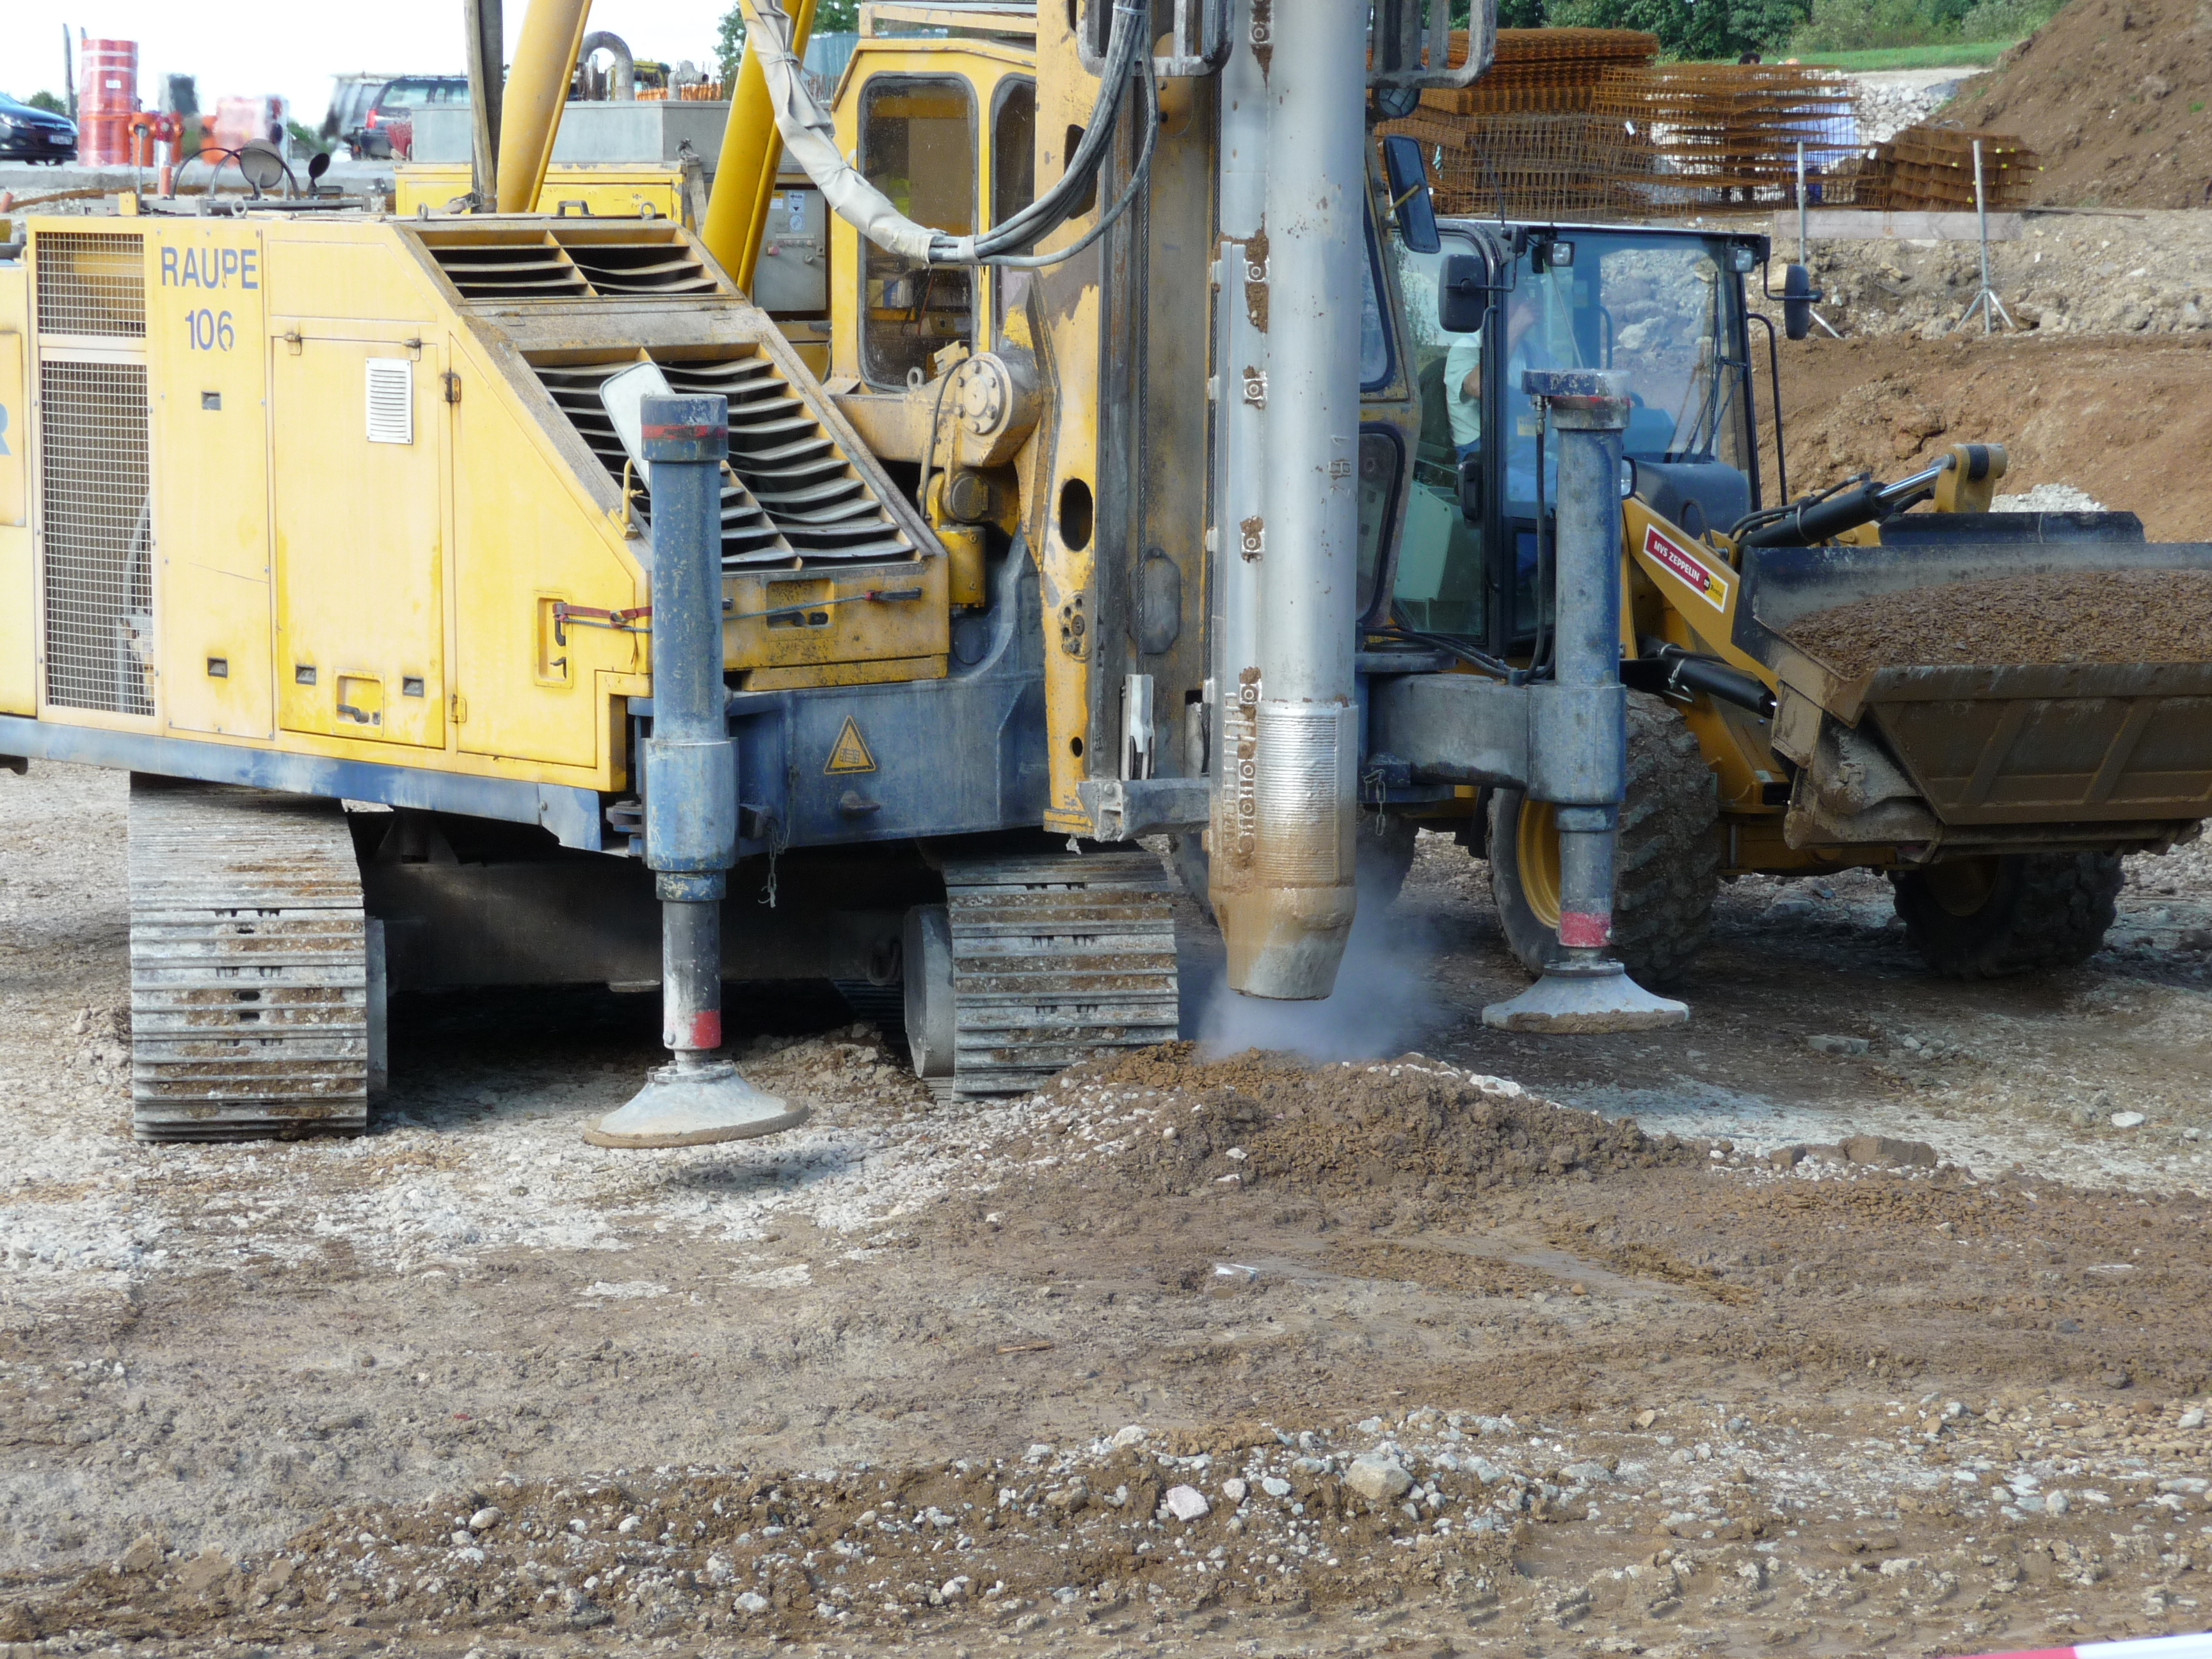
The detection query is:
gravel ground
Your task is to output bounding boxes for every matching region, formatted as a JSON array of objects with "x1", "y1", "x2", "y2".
[
  {"x1": 4, "y1": 762, "x2": 2212, "y2": 1659},
  {"x1": 1852, "y1": 70, "x2": 1976, "y2": 145}
]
